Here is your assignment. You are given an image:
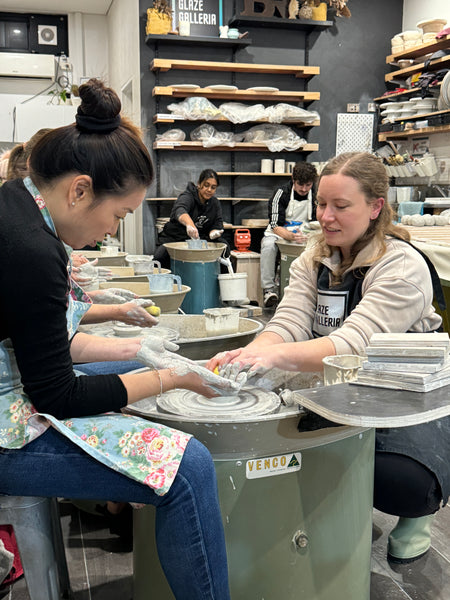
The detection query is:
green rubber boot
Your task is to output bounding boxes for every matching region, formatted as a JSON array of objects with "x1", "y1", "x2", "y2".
[{"x1": 387, "y1": 514, "x2": 435, "y2": 563}]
